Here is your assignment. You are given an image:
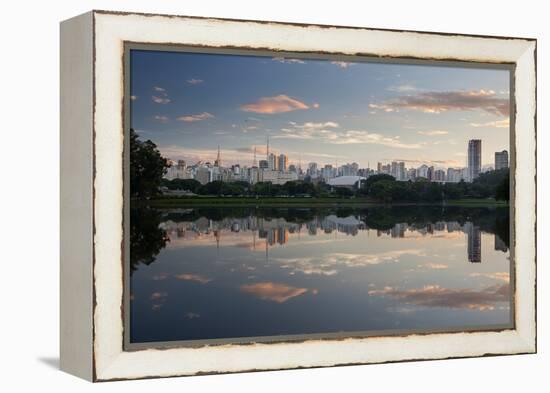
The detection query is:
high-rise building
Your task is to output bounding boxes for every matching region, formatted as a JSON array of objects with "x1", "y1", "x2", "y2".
[
  {"x1": 278, "y1": 154, "x2": 288, "y2": 172},
  {"x1": 398, "y1": 162, "x2": 406, "y2": 180},
  {"x1": 195, "y1": 166, "x2": 212, "y2": 185},
  {"x1": 447, "y1": 167, "x2": 465, "y2": 183},
  {"x1": 434, "y1": 169, "x2": 446, "y2": 182},
  {"x1": 427, "y1": 166, "x2": 435, "y2": 181},
  {"x1": 308, "y1": 162, "x2": 318, "y2": 177},
  {"x1": 214, "y1": 145, "x2": 221, "y2": 167},
  {"x1": 259, "y1": 159, "x2": 268, "y2": 169},
  {"x1": 268, "y1": 153, "x2": 278, "y2": 171},
  {"x1": 407, "y1": 168, "x2": 417, "y2": 181},
  {"x1": 468, "y1": 139, "x2": 482, "y2": 181},
  {"x1": 390, "y1": 161, "x2": 398, "y2": 179},
  {"x1": 495, "y1": 150, "x2": 509, "y2": 170},
  {"x1": 417, "y1": 164, "x2": 429, "y2": 179}
]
